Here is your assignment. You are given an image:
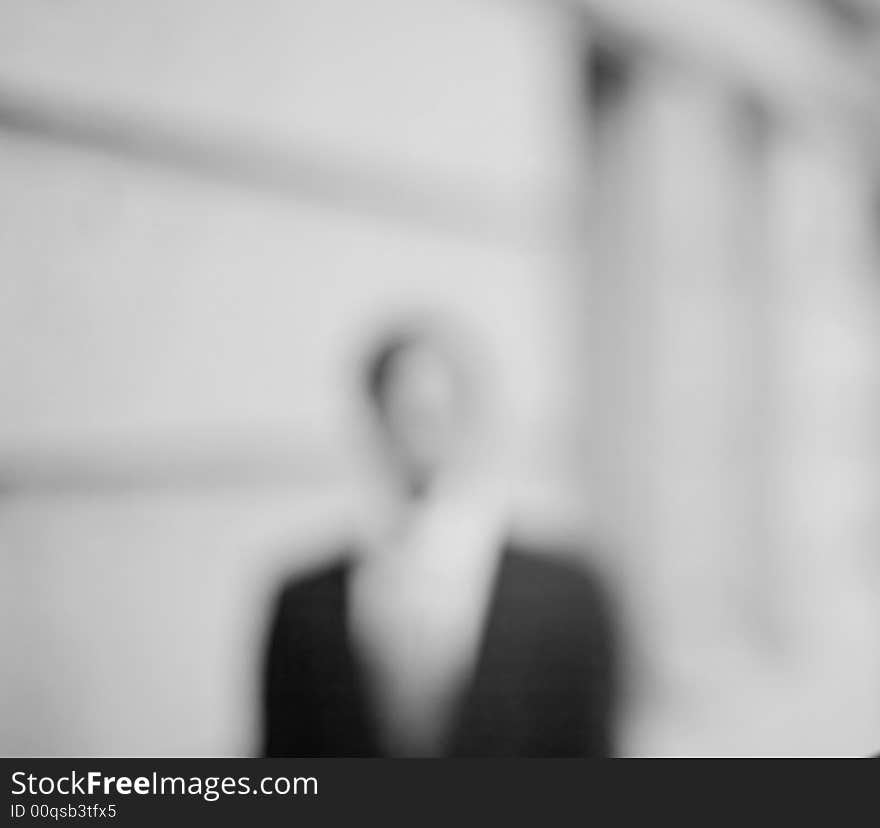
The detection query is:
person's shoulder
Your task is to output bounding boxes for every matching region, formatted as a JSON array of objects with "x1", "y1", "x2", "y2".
[
  {"x1": 272, "y1": 551, "x2": 353, "y2": 617},
  {"x1": 504, "y1": 542, "x2": 614, "y2": 618},
  {"x1": 506, "y1": 542, "x2": 607, "y2": 592}
]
